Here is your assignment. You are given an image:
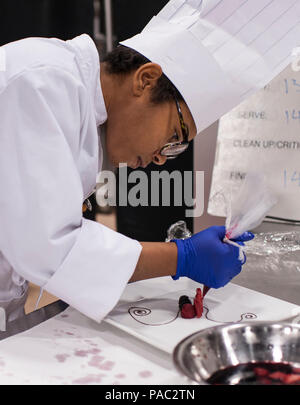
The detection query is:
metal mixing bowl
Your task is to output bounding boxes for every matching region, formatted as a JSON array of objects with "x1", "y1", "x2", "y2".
[{"x1": 173, "y1": 322, "x2": 300, "y2": 385}]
